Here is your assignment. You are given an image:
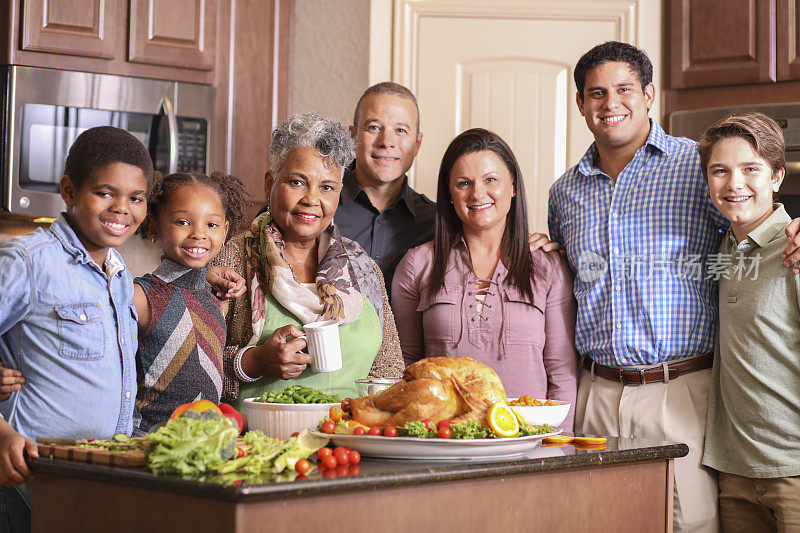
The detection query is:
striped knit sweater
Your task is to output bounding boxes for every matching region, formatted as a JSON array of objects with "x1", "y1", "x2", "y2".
[{"x1": 133, "y1": 259, "x2": 226, "y2": 433}]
